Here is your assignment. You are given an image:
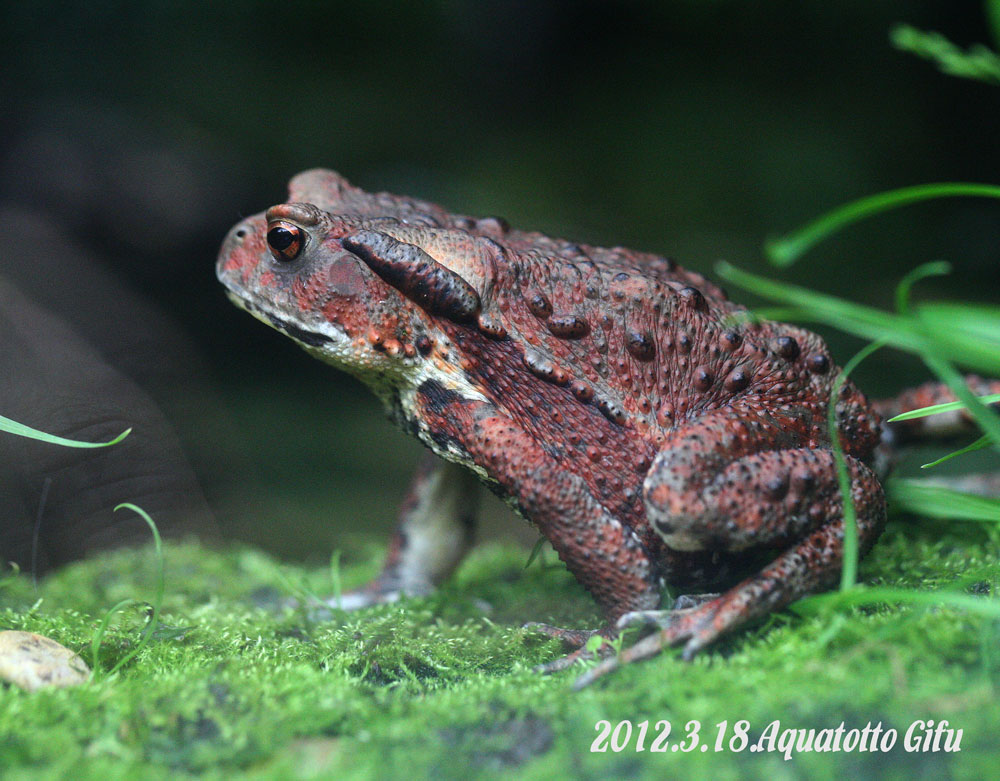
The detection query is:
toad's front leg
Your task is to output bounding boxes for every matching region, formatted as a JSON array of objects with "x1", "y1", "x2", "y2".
[
  {"x1": 337, "y1": 451, "x2": 480, "y2": 610},
  {"x1": 412, "y1": 395, "x2": 662, "y2": 664}
]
